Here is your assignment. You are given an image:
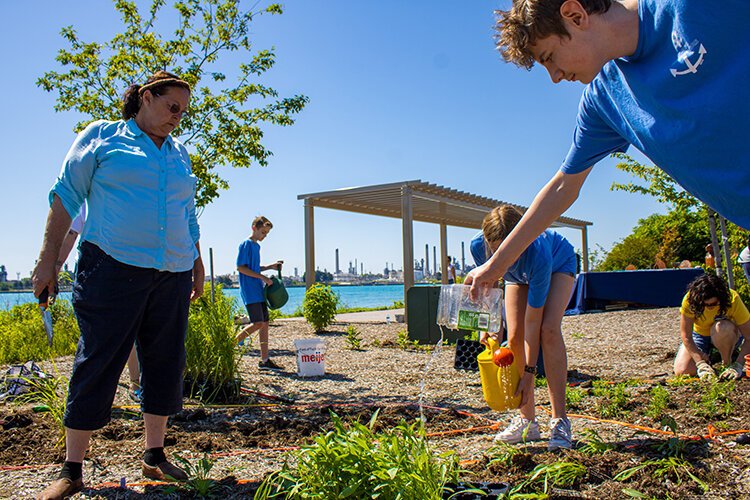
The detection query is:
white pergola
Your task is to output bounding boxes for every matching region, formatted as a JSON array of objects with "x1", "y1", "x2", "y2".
[{"x1": 298, "y1": 180, "x2": 592, "y2": 307}]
